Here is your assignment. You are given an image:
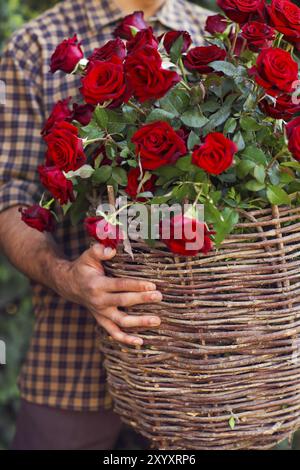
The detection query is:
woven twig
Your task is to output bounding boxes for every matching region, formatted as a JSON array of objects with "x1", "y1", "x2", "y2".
[{"x1": 100, "y1": 205, "x2": 300, "y2": 450}]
